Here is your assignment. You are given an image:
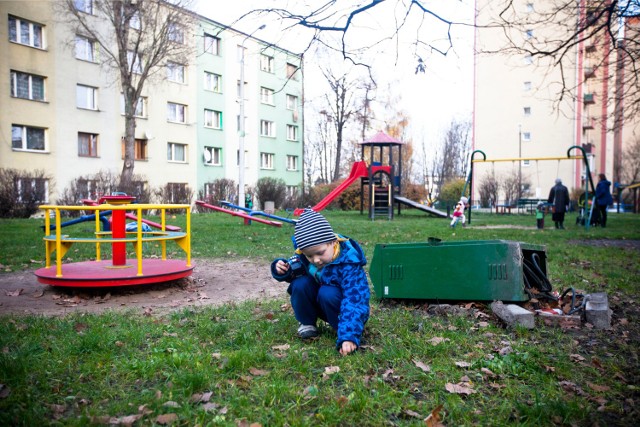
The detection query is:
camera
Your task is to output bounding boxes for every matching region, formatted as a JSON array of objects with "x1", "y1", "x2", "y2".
[{"x1": 270, "y1": 255, "x2": 307, "y2": 281}]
